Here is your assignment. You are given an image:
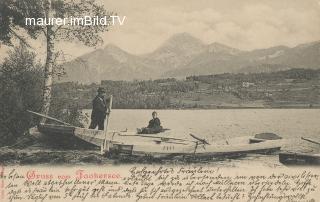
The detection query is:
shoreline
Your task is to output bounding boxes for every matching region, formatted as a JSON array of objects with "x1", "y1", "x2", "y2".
[{"x1": 83, "y1": 106, "x2": 320, "y2": 110}]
